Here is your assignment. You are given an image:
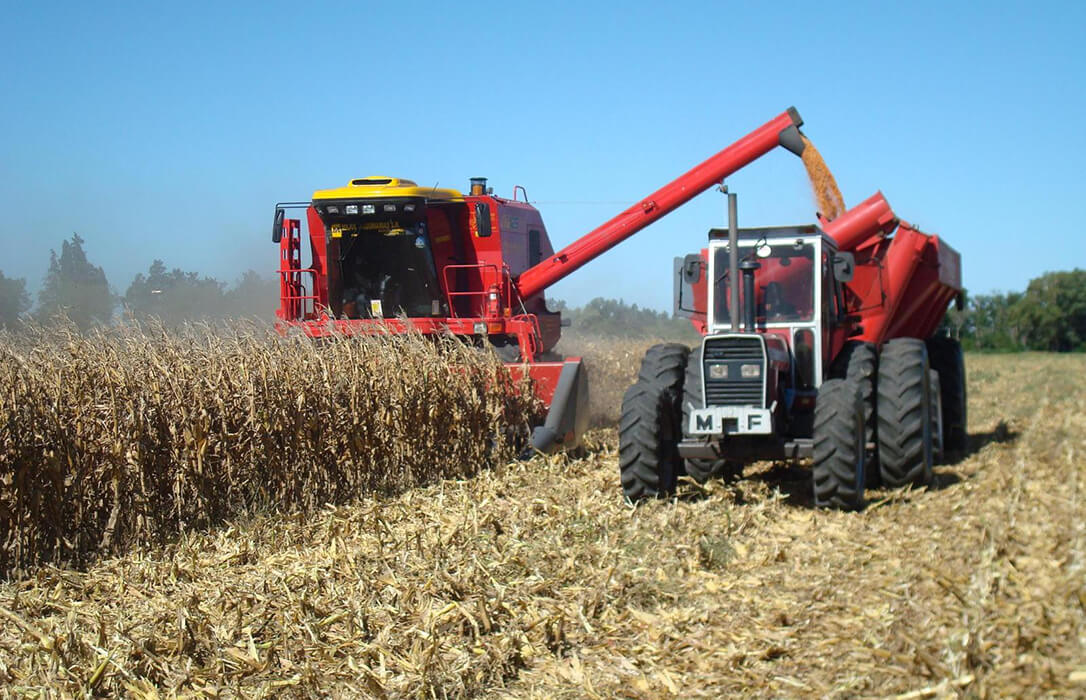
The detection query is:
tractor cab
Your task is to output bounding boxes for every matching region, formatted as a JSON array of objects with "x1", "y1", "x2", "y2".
[
  {"x1": 675, "y1": 222, "x2": 856, "y2": 447},
  {"x1": 704, "y1": 225, "x2": 853, "y2": 390}
]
